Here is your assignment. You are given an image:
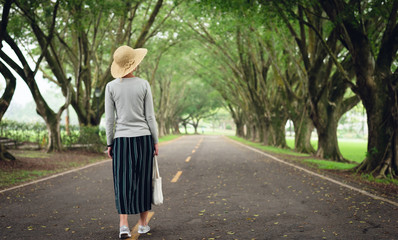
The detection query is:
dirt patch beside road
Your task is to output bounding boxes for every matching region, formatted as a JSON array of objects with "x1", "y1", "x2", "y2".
[{"x1": 0, "y1": 149, "x2": 106, "y2": 190}]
